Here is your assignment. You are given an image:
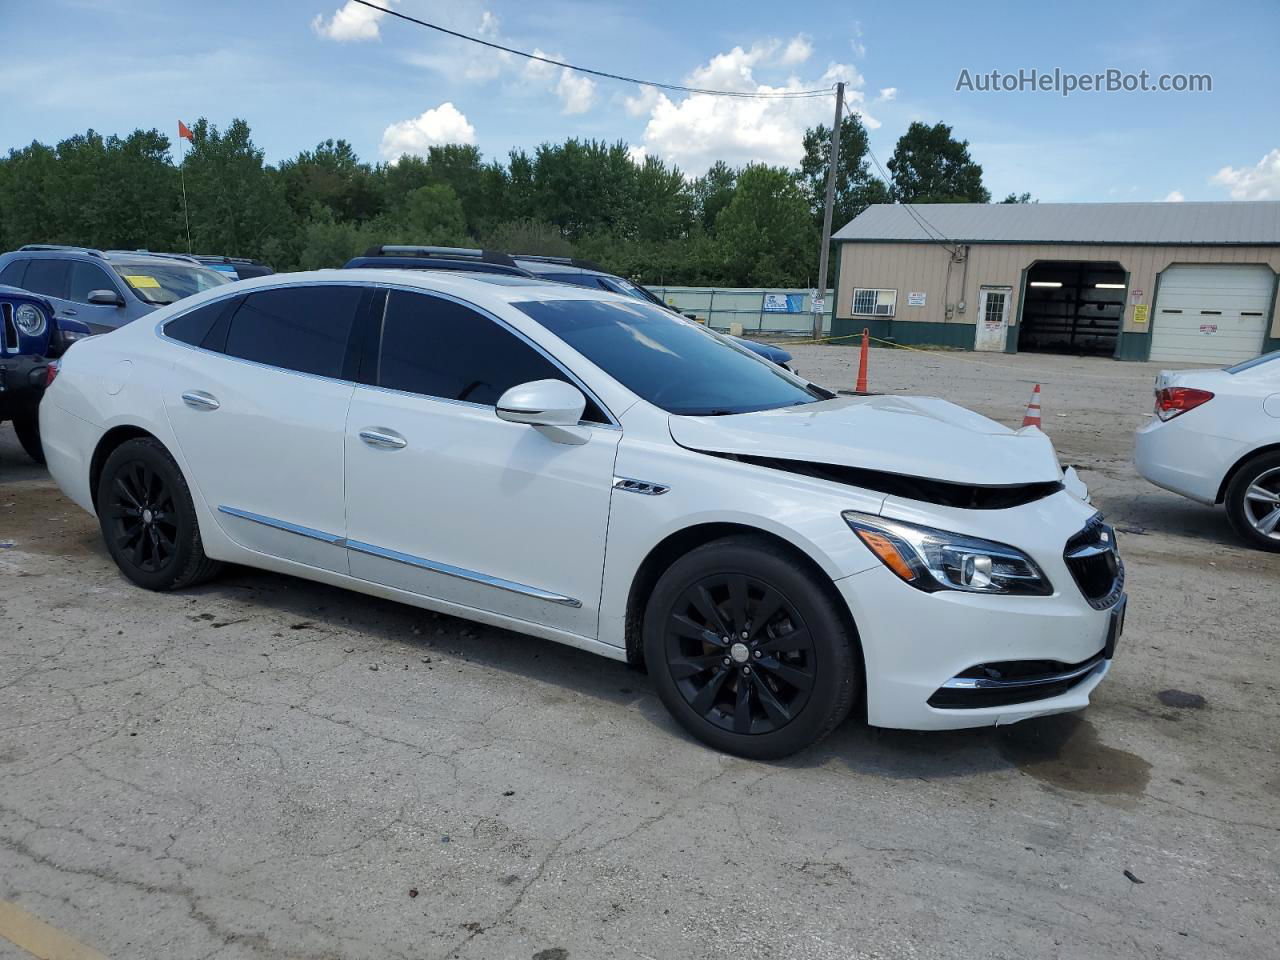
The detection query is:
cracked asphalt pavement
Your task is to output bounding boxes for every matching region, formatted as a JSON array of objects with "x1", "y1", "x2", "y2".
[{"x1": 2, "y1": 345, "x2": 1277, "y2": 959}]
